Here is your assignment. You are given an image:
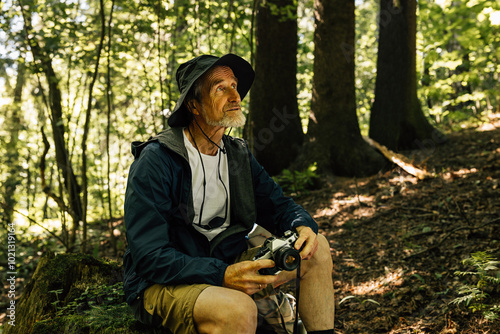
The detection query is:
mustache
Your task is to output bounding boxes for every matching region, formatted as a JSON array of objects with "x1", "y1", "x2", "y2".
[{"x1": 225, "y1": 104, "x2": 241, "y2": 111}]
